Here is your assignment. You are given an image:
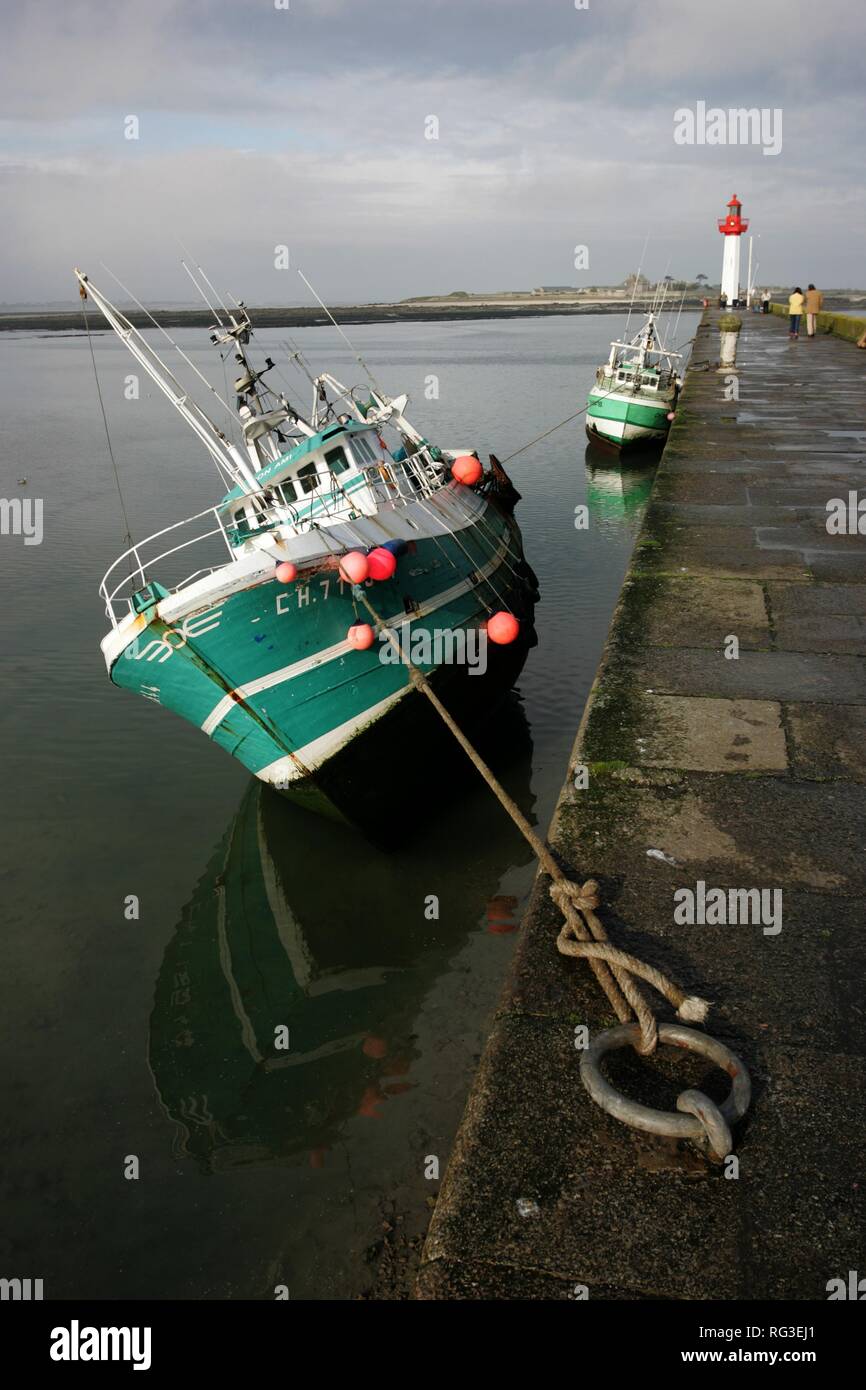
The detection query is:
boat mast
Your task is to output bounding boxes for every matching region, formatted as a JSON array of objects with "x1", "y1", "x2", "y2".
[
  {"x1": 637, "y1": 313, "x2": 655, "y2": 369},
  {"x1": 208, "y1": 307, "x2": 317, "y2": 466},
  {"x1": 606, "y1": 309, "x2": 682, "y2": 378},
  {"x1": 74, "y1": 269, "x2": 262, "y2": 495}
]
